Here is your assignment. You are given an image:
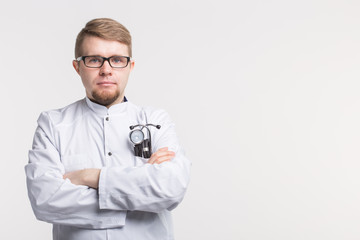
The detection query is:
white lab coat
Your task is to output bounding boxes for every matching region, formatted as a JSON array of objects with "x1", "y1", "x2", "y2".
[{"x1": 25, "y1": 98, "x2": 191, "y2": 240}]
